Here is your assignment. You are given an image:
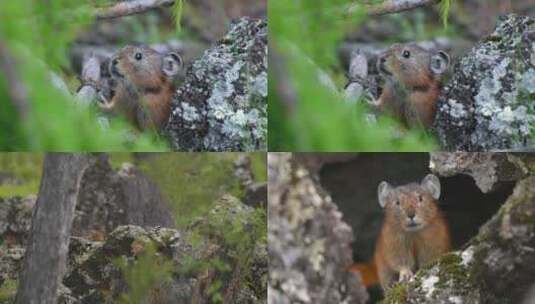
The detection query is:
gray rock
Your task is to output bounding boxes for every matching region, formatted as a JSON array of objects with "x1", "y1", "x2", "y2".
[
  {"x1": 233, "y1": 155, "x2": 267, "y2": 207},
  {"x1": 430, "y1": 152, "x2": 525, "y2": 192},
  {"x1": 0, "y1": 196, "x2": 35, "y2": 246},
  {"x1": 166, "y1": 17, "x2": 267, "y2": 151},
  {"x1": 60, "y1": 194, "x2": 266, "y2": 304},
  {"x1": 268, "y1": 153, "x2": 368, "y2": 304},
  {"x1": 73, "y1": 157, "x2": 176, "y2": 239},
  {"x1": 434, "y1": 14, "x2": 535, "y2": 151}
]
